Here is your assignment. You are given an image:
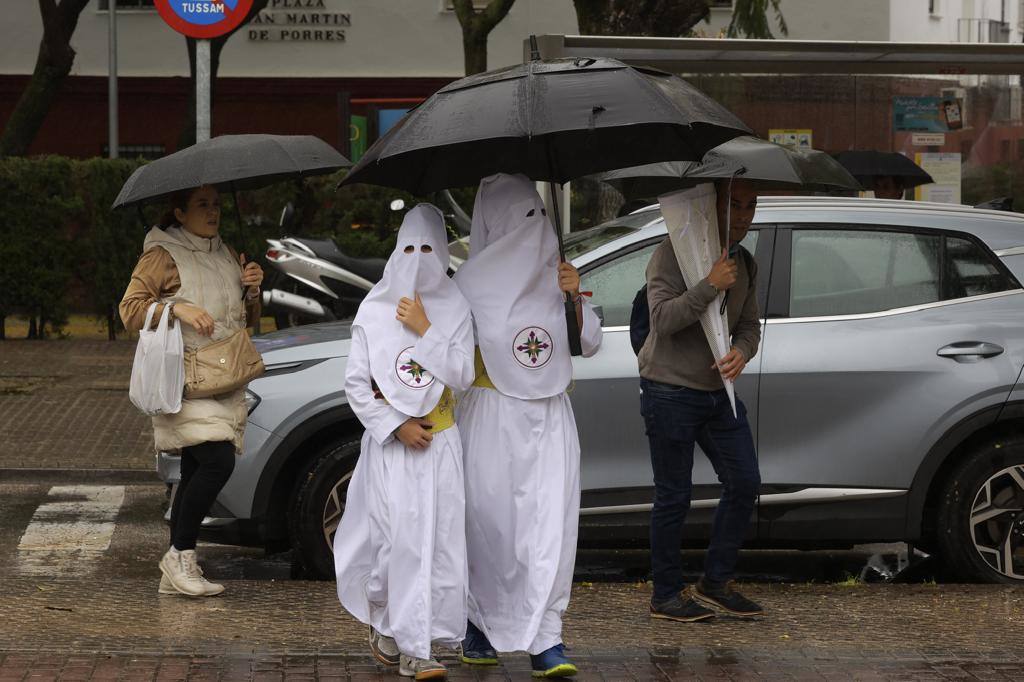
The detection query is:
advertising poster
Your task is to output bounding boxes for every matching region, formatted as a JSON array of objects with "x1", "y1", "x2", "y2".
[
  {"x1": 768, "y1": 129, "x2": 813, "y2": 149},
  {"x1": 893, "y1": 96, "x2": 963, "y2": 132},
  {"x1": 914, "y1": 152, "x2": 962, "y2": 204}
]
